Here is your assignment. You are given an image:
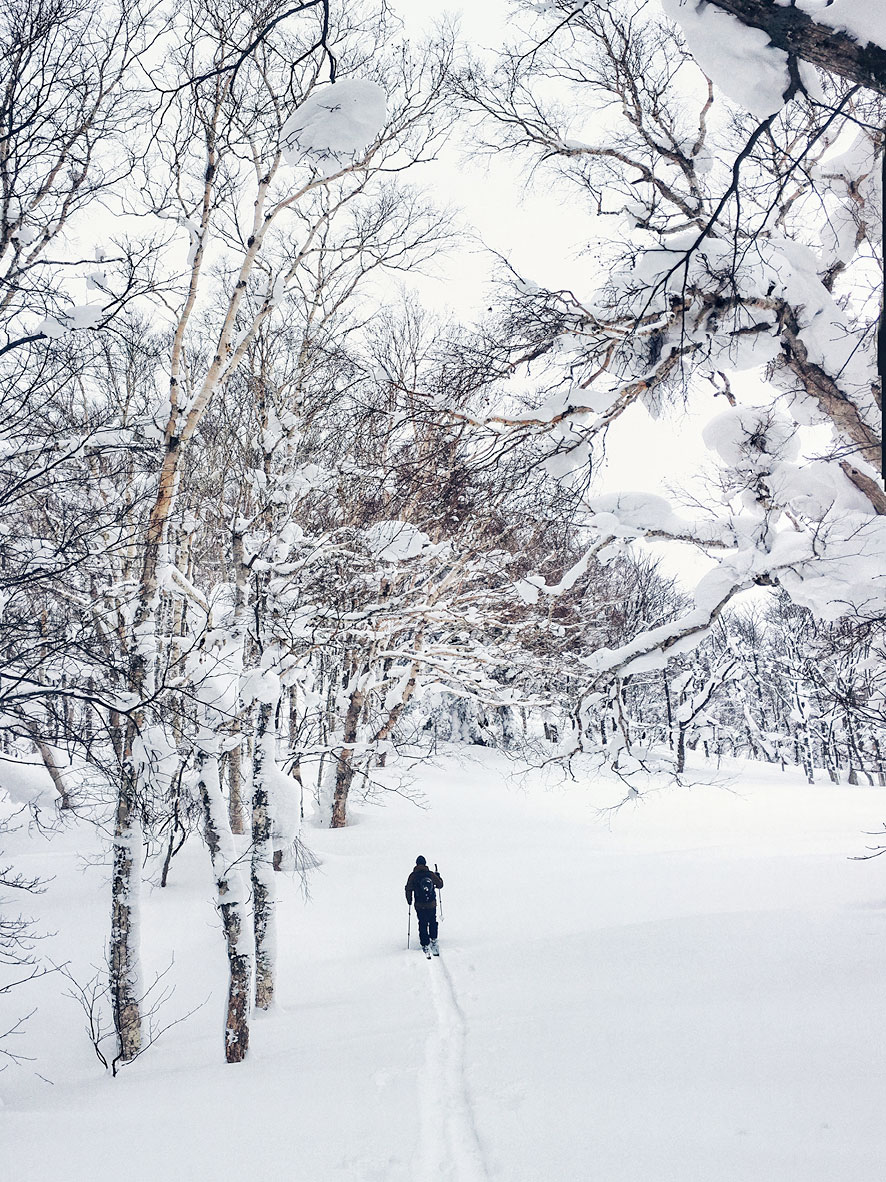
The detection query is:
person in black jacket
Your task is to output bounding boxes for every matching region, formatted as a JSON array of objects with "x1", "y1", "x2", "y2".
[{"x1": 405, "y1": 855, "x2": 443, "y2": 954}]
